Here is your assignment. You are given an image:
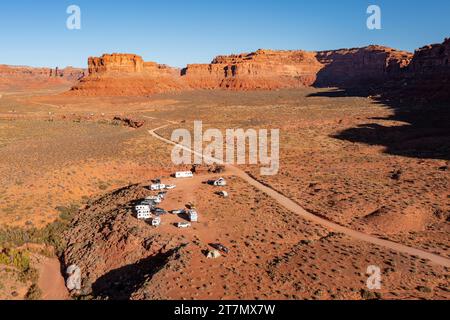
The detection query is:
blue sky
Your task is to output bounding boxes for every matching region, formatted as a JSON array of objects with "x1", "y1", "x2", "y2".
[{"x1": 0, "y1": 0, "x2": 449, "y2": 68}]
